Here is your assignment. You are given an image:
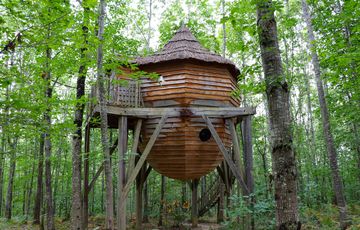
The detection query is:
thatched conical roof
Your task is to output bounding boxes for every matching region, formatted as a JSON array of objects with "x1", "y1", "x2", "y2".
[{"x1": 135, "y1": 26, "x2": 240, "y2": 78}]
